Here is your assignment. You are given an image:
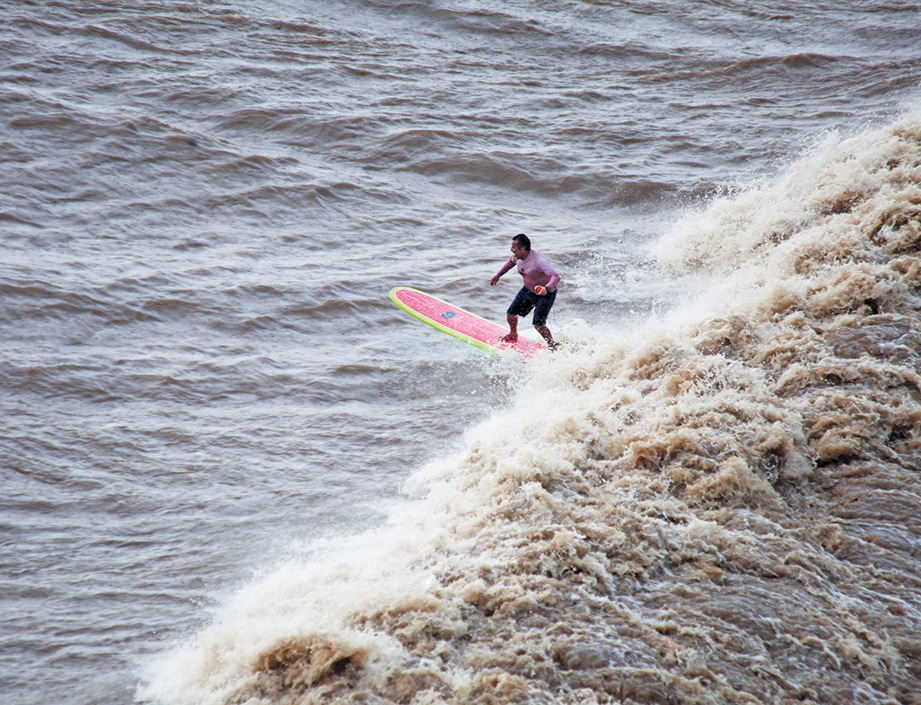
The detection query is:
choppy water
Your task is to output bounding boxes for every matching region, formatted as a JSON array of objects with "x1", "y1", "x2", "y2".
[{"x1": 2, "y1": 1, "x2": 921, "y2": 704}]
